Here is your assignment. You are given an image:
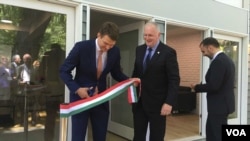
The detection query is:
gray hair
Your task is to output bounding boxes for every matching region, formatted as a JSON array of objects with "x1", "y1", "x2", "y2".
[
  {"x1": 144, "y1": 21, "x2": 160, "y2": 32},
  {"x1": 12, "y1": 54, "x2": 20, "y2": 61}
]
